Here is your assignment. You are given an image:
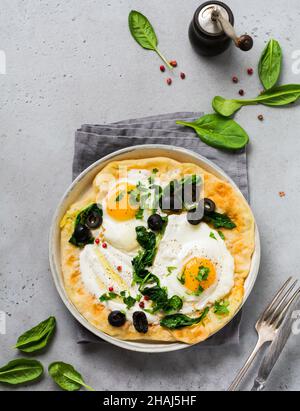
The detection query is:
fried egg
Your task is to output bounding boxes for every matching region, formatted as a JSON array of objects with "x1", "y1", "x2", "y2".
[
  {"x1": 151, "y1": 214, "x2": 234, "y2": 313},
  {"x1": 100, "y1": 169, "x2": 164, "y2": 252}
]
